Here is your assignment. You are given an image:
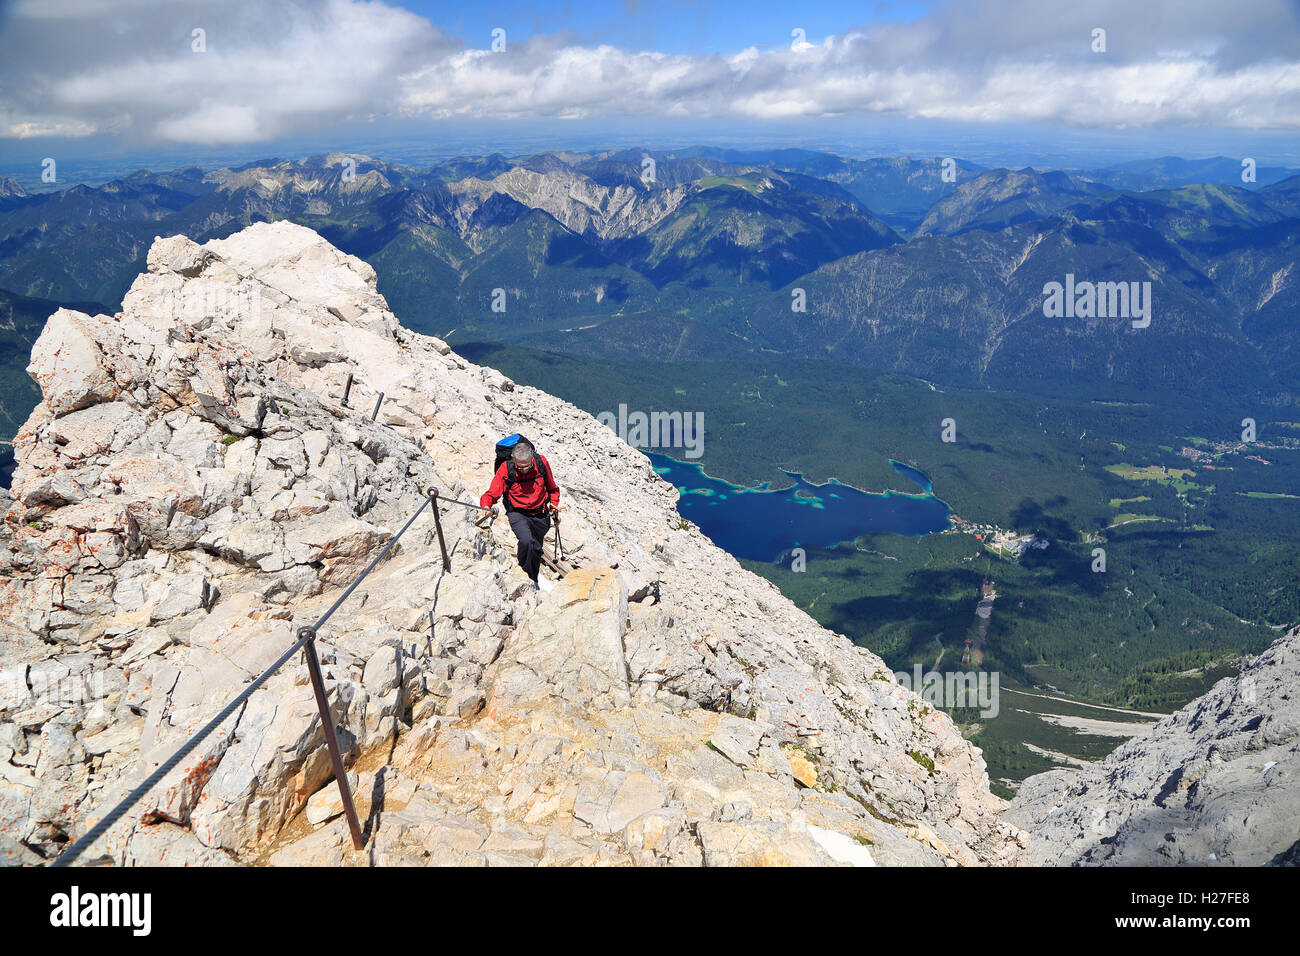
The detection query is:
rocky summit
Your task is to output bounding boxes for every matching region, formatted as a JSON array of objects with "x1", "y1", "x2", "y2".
[{"x1": 0, "y1": 221, "x2": 1028, "y2": 867}]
